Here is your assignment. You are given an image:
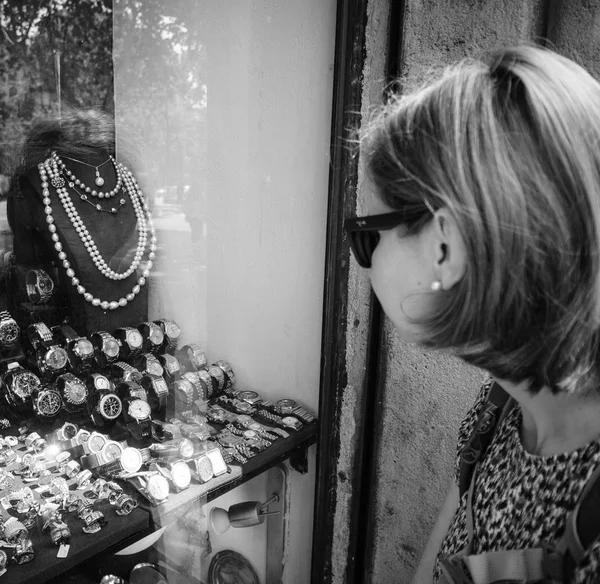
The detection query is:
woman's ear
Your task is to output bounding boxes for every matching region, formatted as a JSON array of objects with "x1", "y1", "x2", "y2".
[{"x1": 430, "y1": 207, "x2": 467, "y2": 290}]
